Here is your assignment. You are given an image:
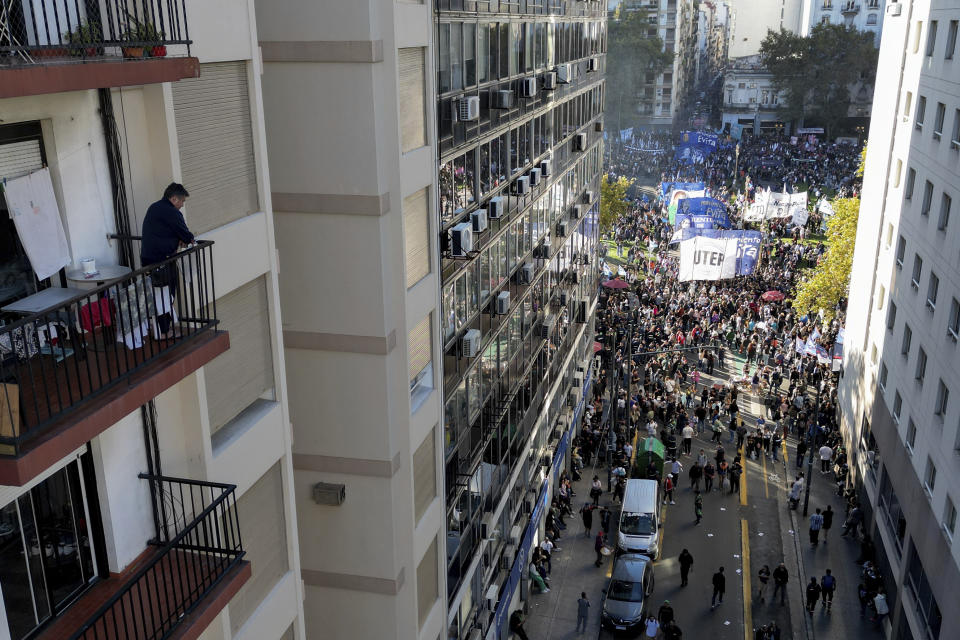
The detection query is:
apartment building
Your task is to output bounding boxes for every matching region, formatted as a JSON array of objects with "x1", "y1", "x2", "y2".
[
  {"x1": 720, "y1": 54, "x2": 785, "y2": 134},
  {"x1": 840, "y1": 1, "x2": 960, "y2": 638},
  {"x1": 0, "y1": 2, "x2": 304, "y2": 640},
  {"x1": 255, "y1": 2, "x2": 605, "y2": 640},
  {"x1": 800, "y1": 0, "x2": 886, "y2": 43},
  {"x1": 726, "y1": 0, "x2": 803, "y2": 58}
]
